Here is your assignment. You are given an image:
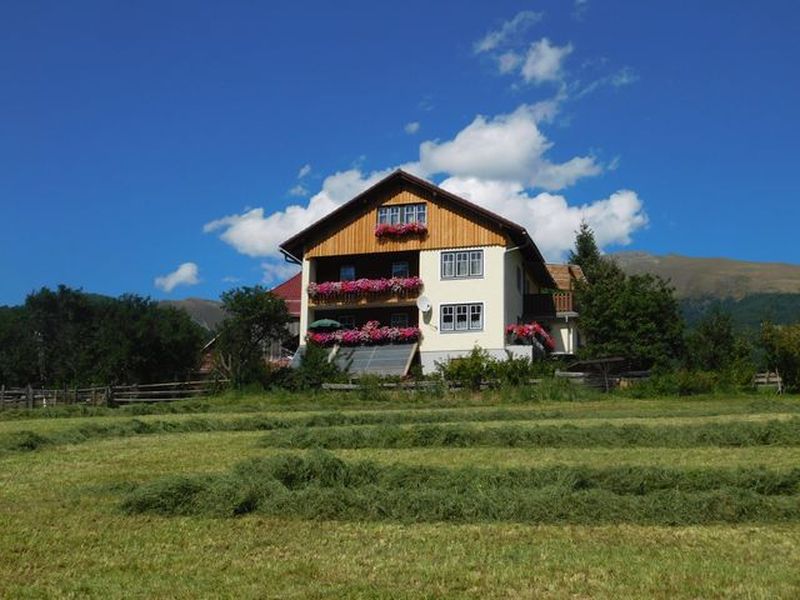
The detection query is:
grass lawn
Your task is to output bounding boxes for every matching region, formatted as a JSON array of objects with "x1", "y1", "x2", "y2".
[{"x1": 1, "y1": 392, "x2": 799, "y2": 598}]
